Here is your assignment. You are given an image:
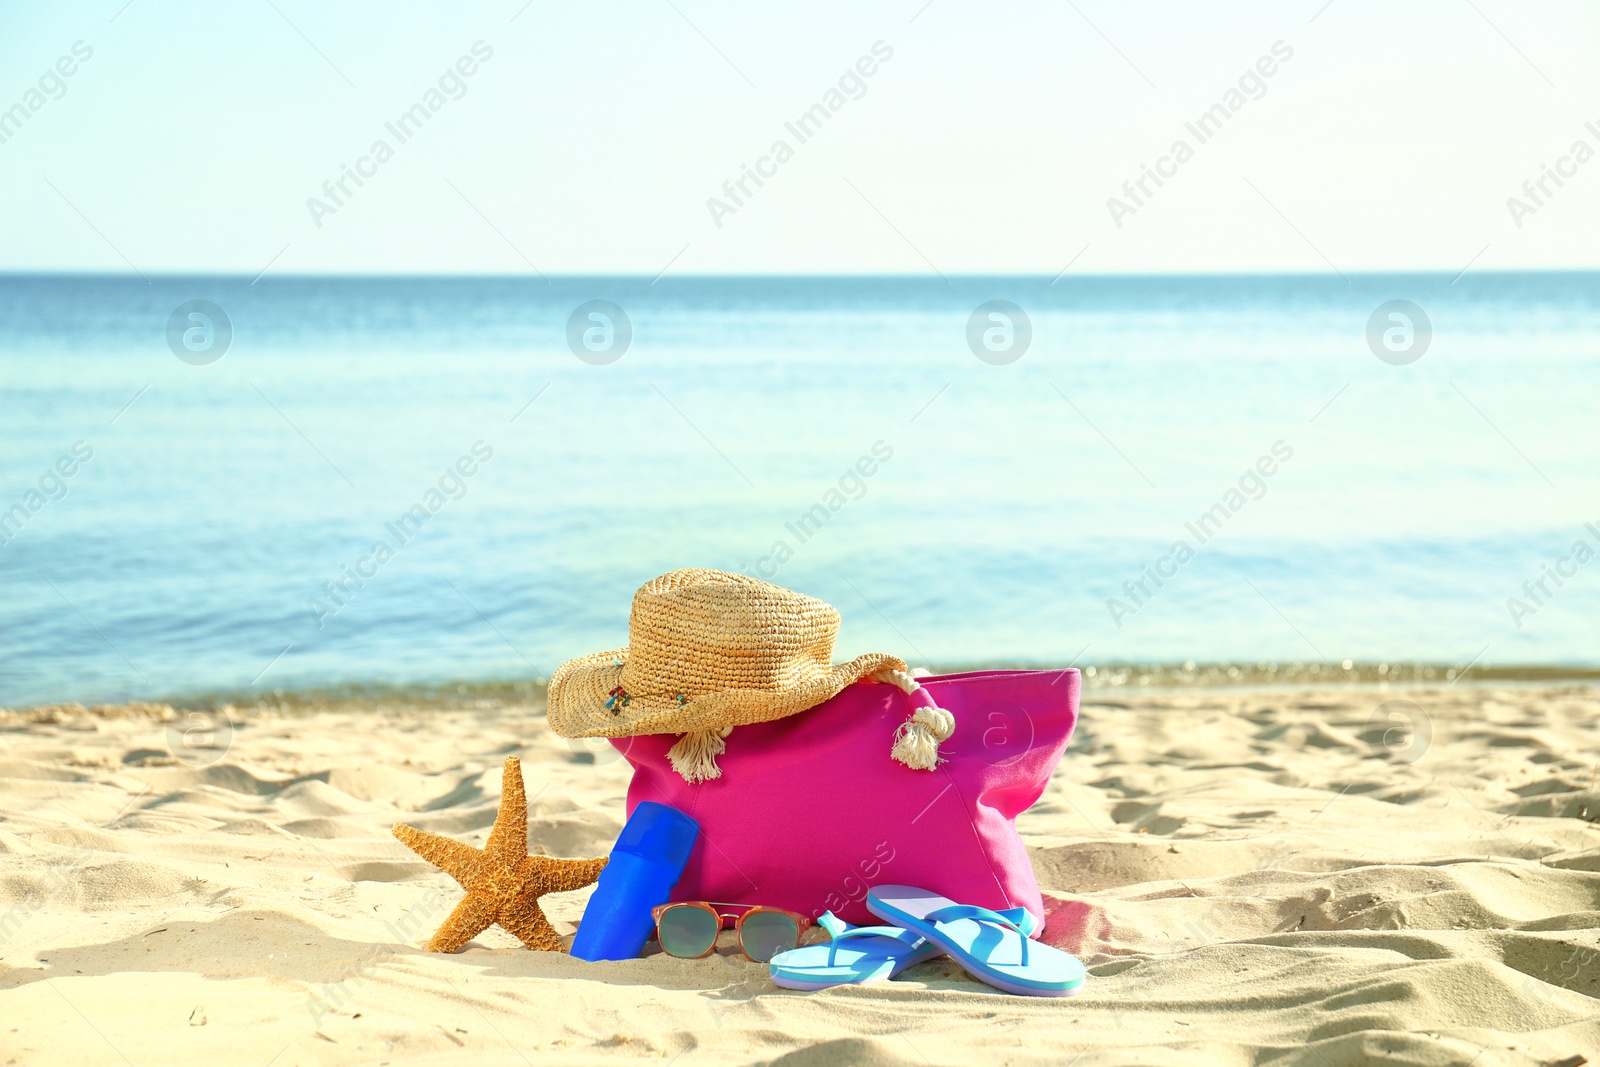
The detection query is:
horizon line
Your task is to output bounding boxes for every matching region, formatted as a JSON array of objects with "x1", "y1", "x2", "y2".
[{"x1": 2, "y1": 268, "x2": 1598, "y2": 281}]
